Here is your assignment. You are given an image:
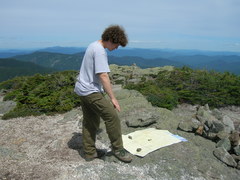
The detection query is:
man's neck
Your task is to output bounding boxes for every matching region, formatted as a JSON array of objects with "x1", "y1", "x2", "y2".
[{"x1": 98, "y1": 40, "x2": 106, "y2": 48}]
